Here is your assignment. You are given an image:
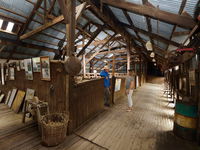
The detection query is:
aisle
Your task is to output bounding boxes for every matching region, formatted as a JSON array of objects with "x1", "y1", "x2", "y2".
[
  {"x1": 73, "y1": 83, "x2": 198, "y2": 150},
  {"x1": 0, "y1": 83, "x2": 198, "y2": 150}
]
